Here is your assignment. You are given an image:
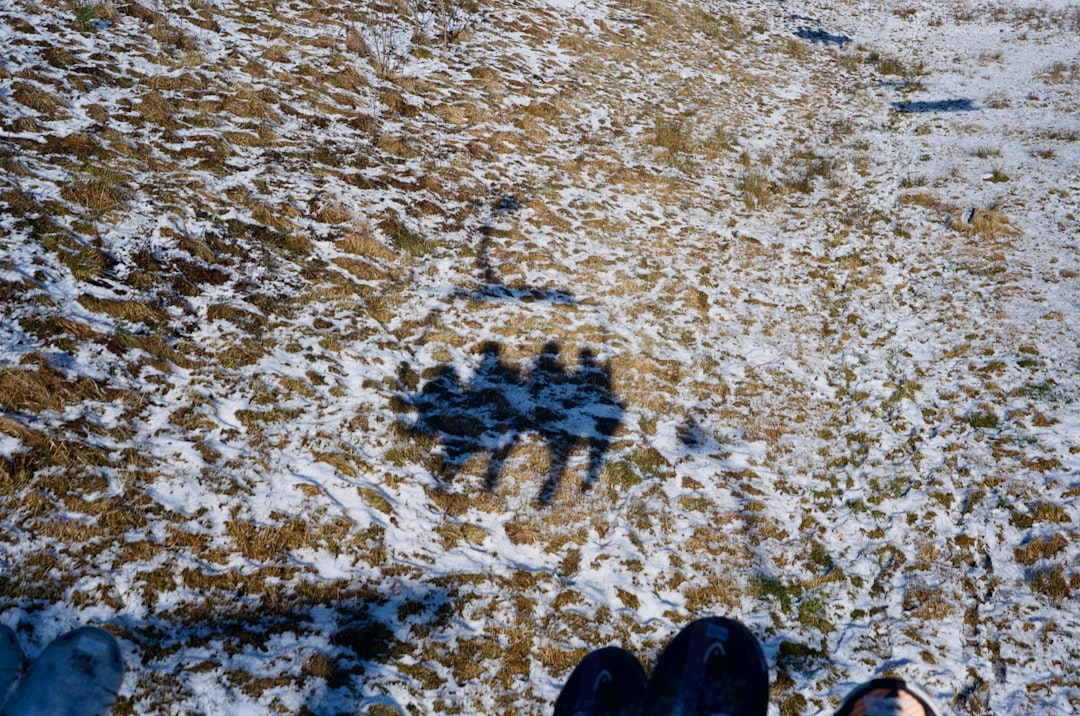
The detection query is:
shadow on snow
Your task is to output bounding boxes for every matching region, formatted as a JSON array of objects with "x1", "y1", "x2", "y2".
[
  {"x1": 452, "y1": 195, "x2": 577, "y2": 306},
  {"x1": 0, "y1": 578, "x2": 455, "y2": 715},
  {"x1": 396, "y1": 341, "x2": 624, "y2": 504},
  {"x1": 794, "y1": 26, "x2": 852, "y2": 47},
  {"x1": 892, "y1": 98, "x2": 978, "y2": 113}
]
